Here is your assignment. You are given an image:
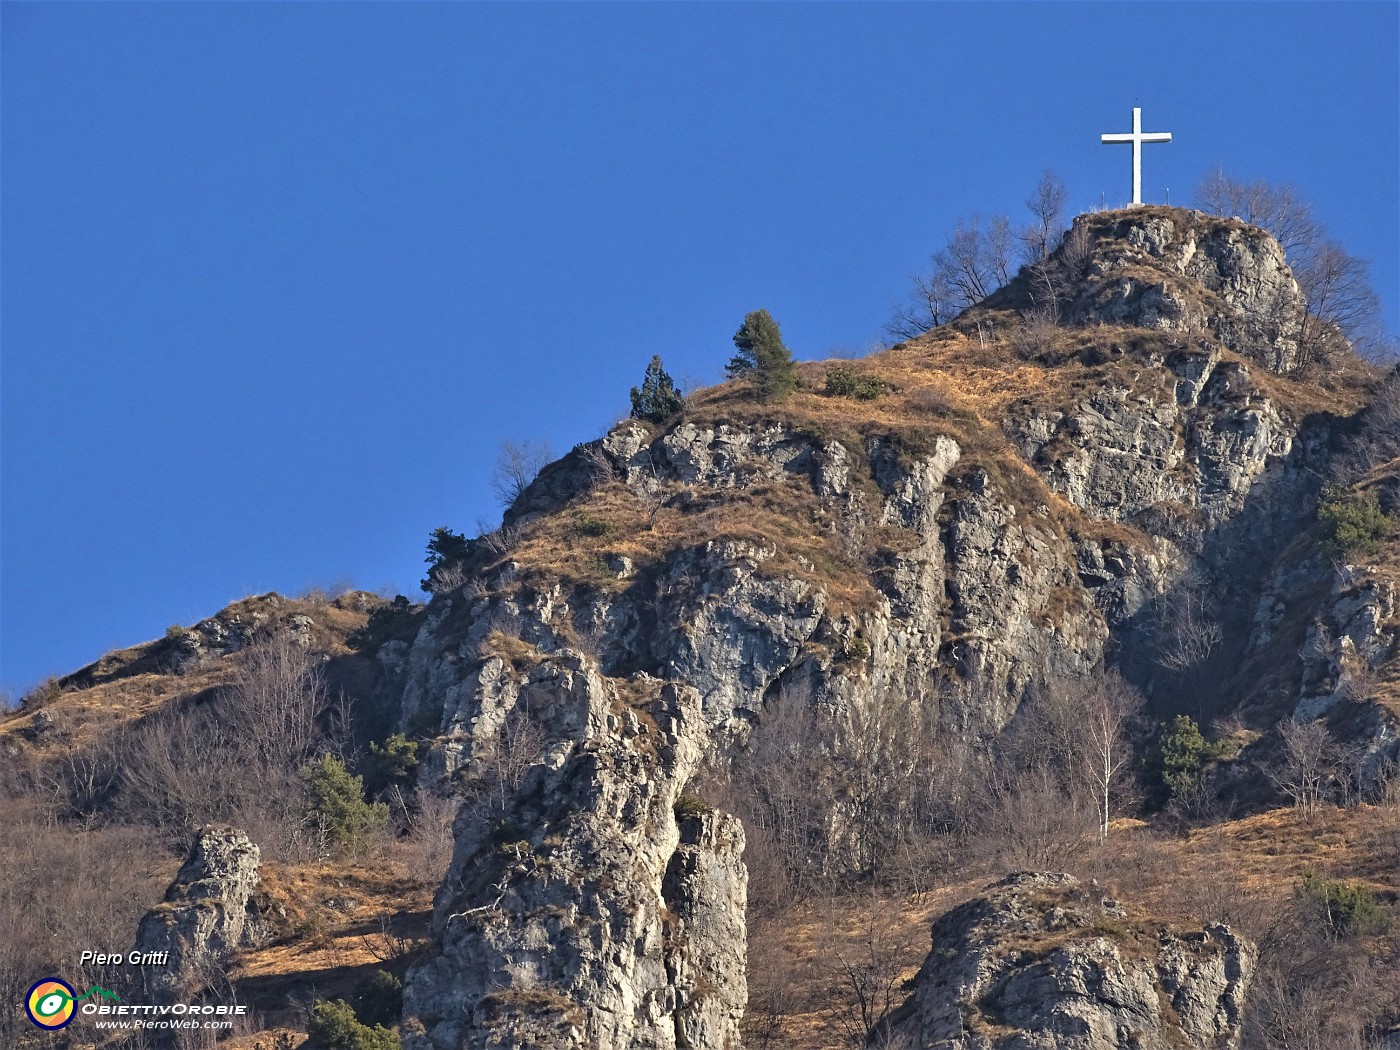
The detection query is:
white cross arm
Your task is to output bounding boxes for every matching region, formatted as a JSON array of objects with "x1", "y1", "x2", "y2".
[
  {"x1": 1097, "y1": 131, "x2": 1176, "y2": 144},
  {"x1": 1100, "y1": 131, "x2": 1172, "y2": 144}
]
